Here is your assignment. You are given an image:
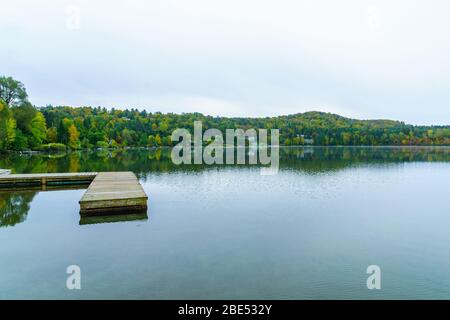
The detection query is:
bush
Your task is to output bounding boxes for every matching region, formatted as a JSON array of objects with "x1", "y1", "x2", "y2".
[
  {"x1": 40, "y1": 143, "x2": 67, "y2": 152},
  {"x1": 96, "y1": 141, "x2": 109, "y2": 149}
]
